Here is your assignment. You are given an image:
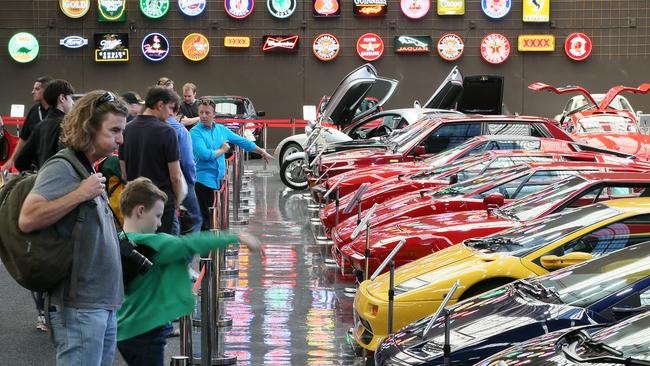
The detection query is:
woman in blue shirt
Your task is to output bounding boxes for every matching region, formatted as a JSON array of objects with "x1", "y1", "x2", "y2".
[{"x1": 190, "y1": 98, "x2": 272, "y2": 230}]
